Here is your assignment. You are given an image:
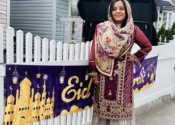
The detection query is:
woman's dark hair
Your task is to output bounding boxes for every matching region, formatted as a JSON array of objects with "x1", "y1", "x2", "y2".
[{"x1": 110, "y1": 0, "x2": 128, "y2": 28}]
